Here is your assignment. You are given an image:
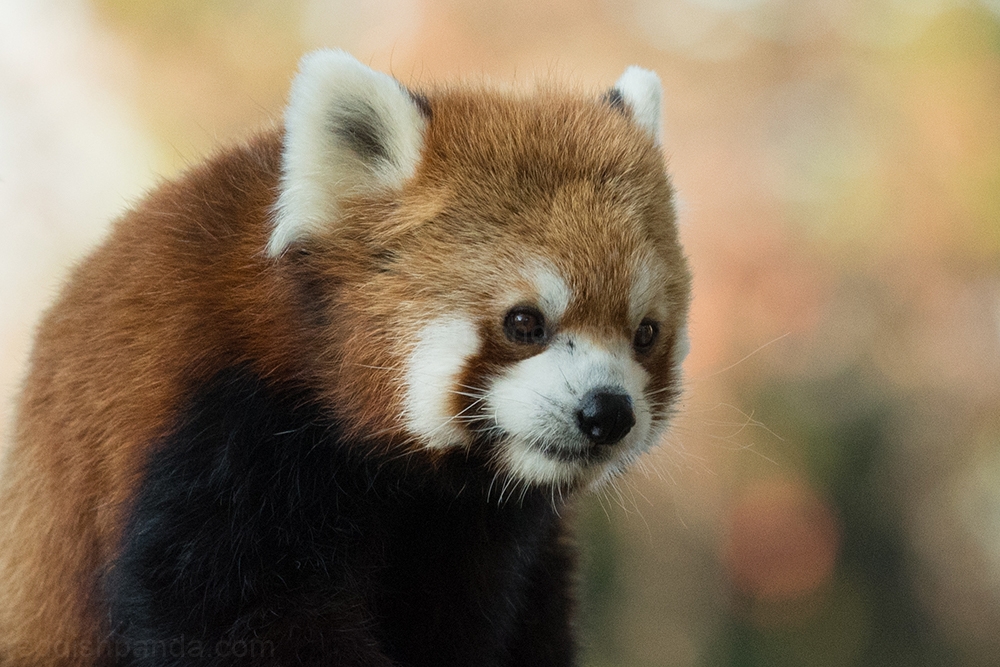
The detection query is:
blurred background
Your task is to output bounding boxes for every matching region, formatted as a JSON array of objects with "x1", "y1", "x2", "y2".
[{"x1": 2, "y1": 0, "x2": 999, "y2": 664}]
